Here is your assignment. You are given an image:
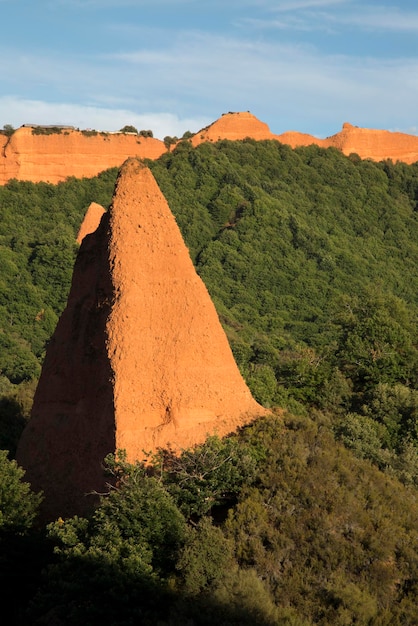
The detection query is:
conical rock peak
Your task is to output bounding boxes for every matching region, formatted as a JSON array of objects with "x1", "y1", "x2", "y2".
[
  {"x1": 17, "y1": 159, "x2": 267, "y2": 520},
  {"x1": 76, "y1": 201, "x2": 106, "y2": 244}
]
